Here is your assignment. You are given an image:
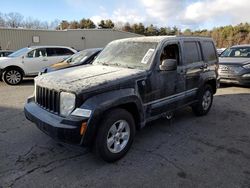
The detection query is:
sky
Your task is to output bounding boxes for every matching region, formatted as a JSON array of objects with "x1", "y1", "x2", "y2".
[{"x1": 1, "y1": 0, "x2": 250, "y2": 30}]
